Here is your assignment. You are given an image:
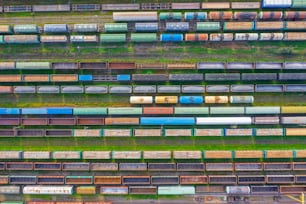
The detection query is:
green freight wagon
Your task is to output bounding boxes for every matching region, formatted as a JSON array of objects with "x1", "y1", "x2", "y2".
[
  {"x1": 196, "y1": 22, "x2": 221, "y2": 31},
  {"x1": 0, "y1": 35, "x2": 4, "y2": 44},
  {"x1": 14, "y1": 24, "x2": 39, "y2": 33},
  {"x1": 159, "y1": 12, "x2": 182, "y2": 20},
  {"x1": 174, "y1": 107, "x2": 209, "y2": 115},
  {"x1": 73, "y1": 107, "x2": 107, "y2": 115},
  {"x1": 100, "y1": 34, "x2": 126, "y2": 43},
  {"x1": 292, "y1": 0, "x2": 306, "y2": 8},
  {"x1": 15, "y1": 62, "x2": 50, "y2": 69},
  {"x1": 210, "y1": 107, "x2": 245, "y2": 115},
  {"x1": 108, "y1": 107, "x2": 142, "y2": 115},
  {"x1": 104, "y1": 23, "x2": 128, "y2": 32},
  {"x1": 131, "y1": 33, "x2": 157, "y2": 42},
  {"x1": 158, "y1": 186, "x2": 195, "y2": 195}
]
